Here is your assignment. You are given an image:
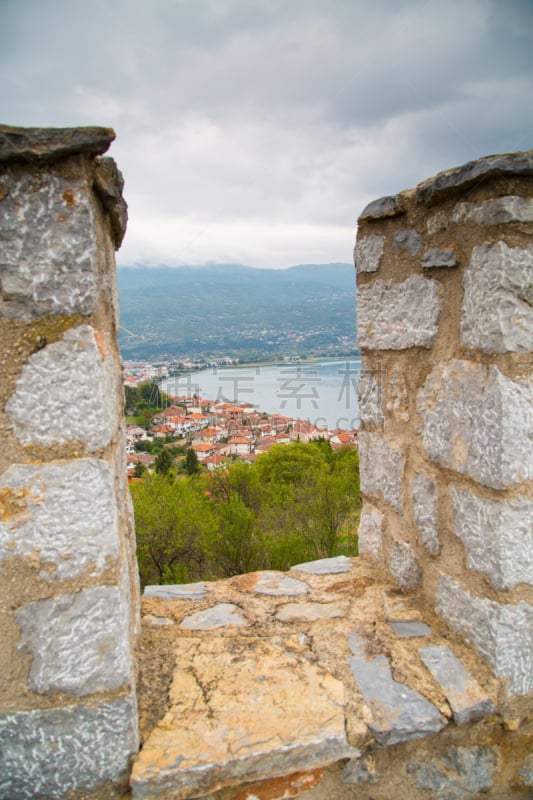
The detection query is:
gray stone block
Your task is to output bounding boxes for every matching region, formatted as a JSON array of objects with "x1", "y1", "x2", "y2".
[
  {"x1": 0, "y1": 172, "x2": 98, "y2": 318},
  {"x1": 143, "y1": 582, "x2": 208, "y2": 599},
  {"x1": 0, "y1": 696, "x2": 137, "y2": 800},
  {"x1": 347, "y1": 632, "x2": 446, "y2": 745},
  {"x1": 416, "y1": 149, "x2": 533, "y2": 205},
  {"x1": 389, "y1": 540, "x2": 422, "y2": 590},
  {"x1": 0, "y1": 459, "x2": 119, "y2": 581},
  {"x1": 461, "y1": 241, "x2": 533, "y2": 354},
  {"x1": 0, "y1": 123, "x2": 115, "y2": 162},
  {"x1": 422, "y1": 248, "x2": 457, "y2": 268},
  {"x1": 419, "y1": 645, "x2": 495, "y2": 725},
  {"x1": 16, "y1": 586, "x2": 133, "y2": 695},
  {"x1": 359, "y1": 194, "x2": 400, "y2": 220},
  {"x1": 6, "y1": 325, "x2": 121, "y2": 451},
  {"x1": 180, "y1": 602, "x2": 249, "y2": 629},
  {"x1": 451, "y1": 486, "x2": 533, "y2": 590},
  {"x1": 393, "y1": 229, "x2": 422, "y2": 256},
  {"x1": 251, "y1": 571, "x2": 309, "y2": 595},
  {"x1": 354, "y1": 234, "x2": 385, "y2": 273},
  {"x1": 518, "y1": 754, "x2": 533, "y2": 787},
  {"x1": 411, "y1": 473, "x2": 440, "y2": 555},
  {"x1": 93, "y1": 156, "x2": 128, "y2": 248},
  {"x1": 357, "y1": 504, "x2": 384, "y2": 561},
  {"x1": 357, "y1": 370, "x2": 384, "y2": 427},
  {"x1": 453, "y1": 195, "x2": 533, "y2": 226},
  {"x1": 408, "y1": 745, "x2": 499, "y2": 797},
  {"x1": 357, "y1": 276, "x2": 441, "y2": 350},
  {"x1": 417, "y1": 360, "x2": 533, "y2": 489},
  {"x1": 359, "y1": 432, "x2": 404, "y2": 512},
  {"x1": 386, "y1": 370, "x2": 409, "y2": 422},
  {"x1": 290, "y1": 555, "x2": 351, "y2": 574},
  {"x1": 389, "y1": 620, "x2": 432, "y2": 637},
  {"x1": 436, "y1": 575, "x2": 533, "y2": 696}
]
